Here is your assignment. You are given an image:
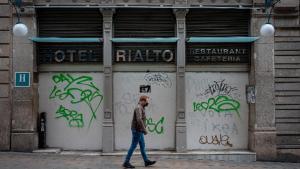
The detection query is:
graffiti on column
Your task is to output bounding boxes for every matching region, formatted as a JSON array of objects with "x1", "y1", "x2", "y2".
[
  {"x1": 146, "y1": 116, "x2": 165, "y2": 135},
  {"x1": 144, "y1": 73, "x2": 172, "y2": 88},
  {"x1": 49, "y1": 73, "x2": 103, "y2": 128}
]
